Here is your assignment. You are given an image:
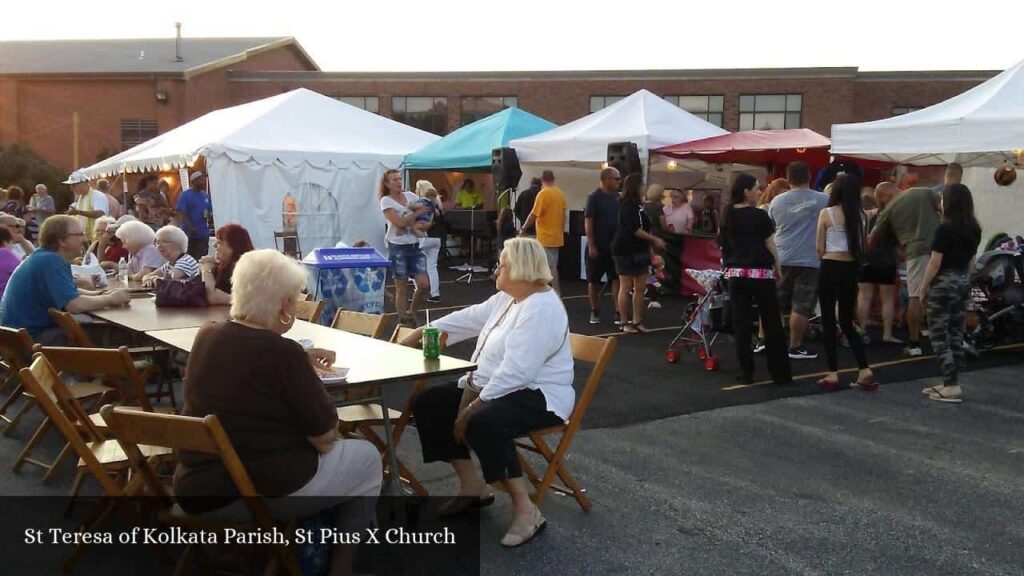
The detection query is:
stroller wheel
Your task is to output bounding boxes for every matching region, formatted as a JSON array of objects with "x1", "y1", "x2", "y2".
[
  {"x1": 704, "y1": 356, "x2": 719, "y2": 371},
  {"x1": 697, "y1": 348, "x2": 708, "y2": 360},
  {"x1": 666, "y1": 350, "x2": 680, "y2": 363}
]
